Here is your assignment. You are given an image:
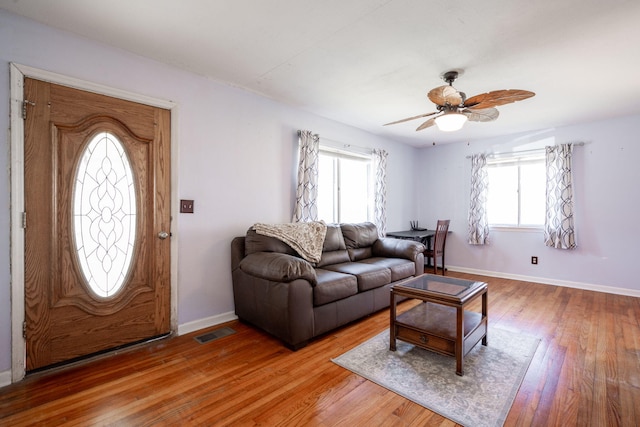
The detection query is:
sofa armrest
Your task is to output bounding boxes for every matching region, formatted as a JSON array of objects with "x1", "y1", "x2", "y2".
[
  {"x1": 231, "y1": 236, "x2": 245, "y2": 272},
  {"x1": 372, "y1": 238, "x2": 425, "y2": 261},
  {"x1": 239, "y1": 252, "x2": 317, "y2": 286}
]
